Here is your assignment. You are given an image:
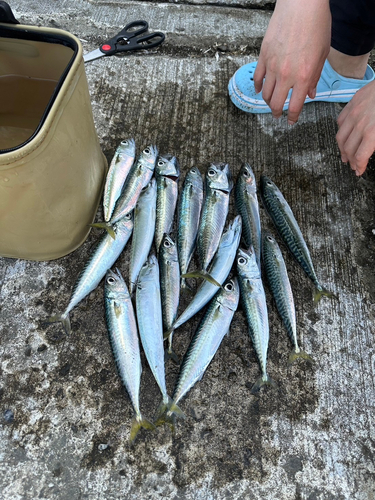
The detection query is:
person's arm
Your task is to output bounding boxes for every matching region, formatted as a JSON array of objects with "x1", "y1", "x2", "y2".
[
  {"x1": 336, "y1": 81, "x2": 375, "y2": 176},
  {"x1": 253, "y1": 0, "x2": 331, "y2": 124}
]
